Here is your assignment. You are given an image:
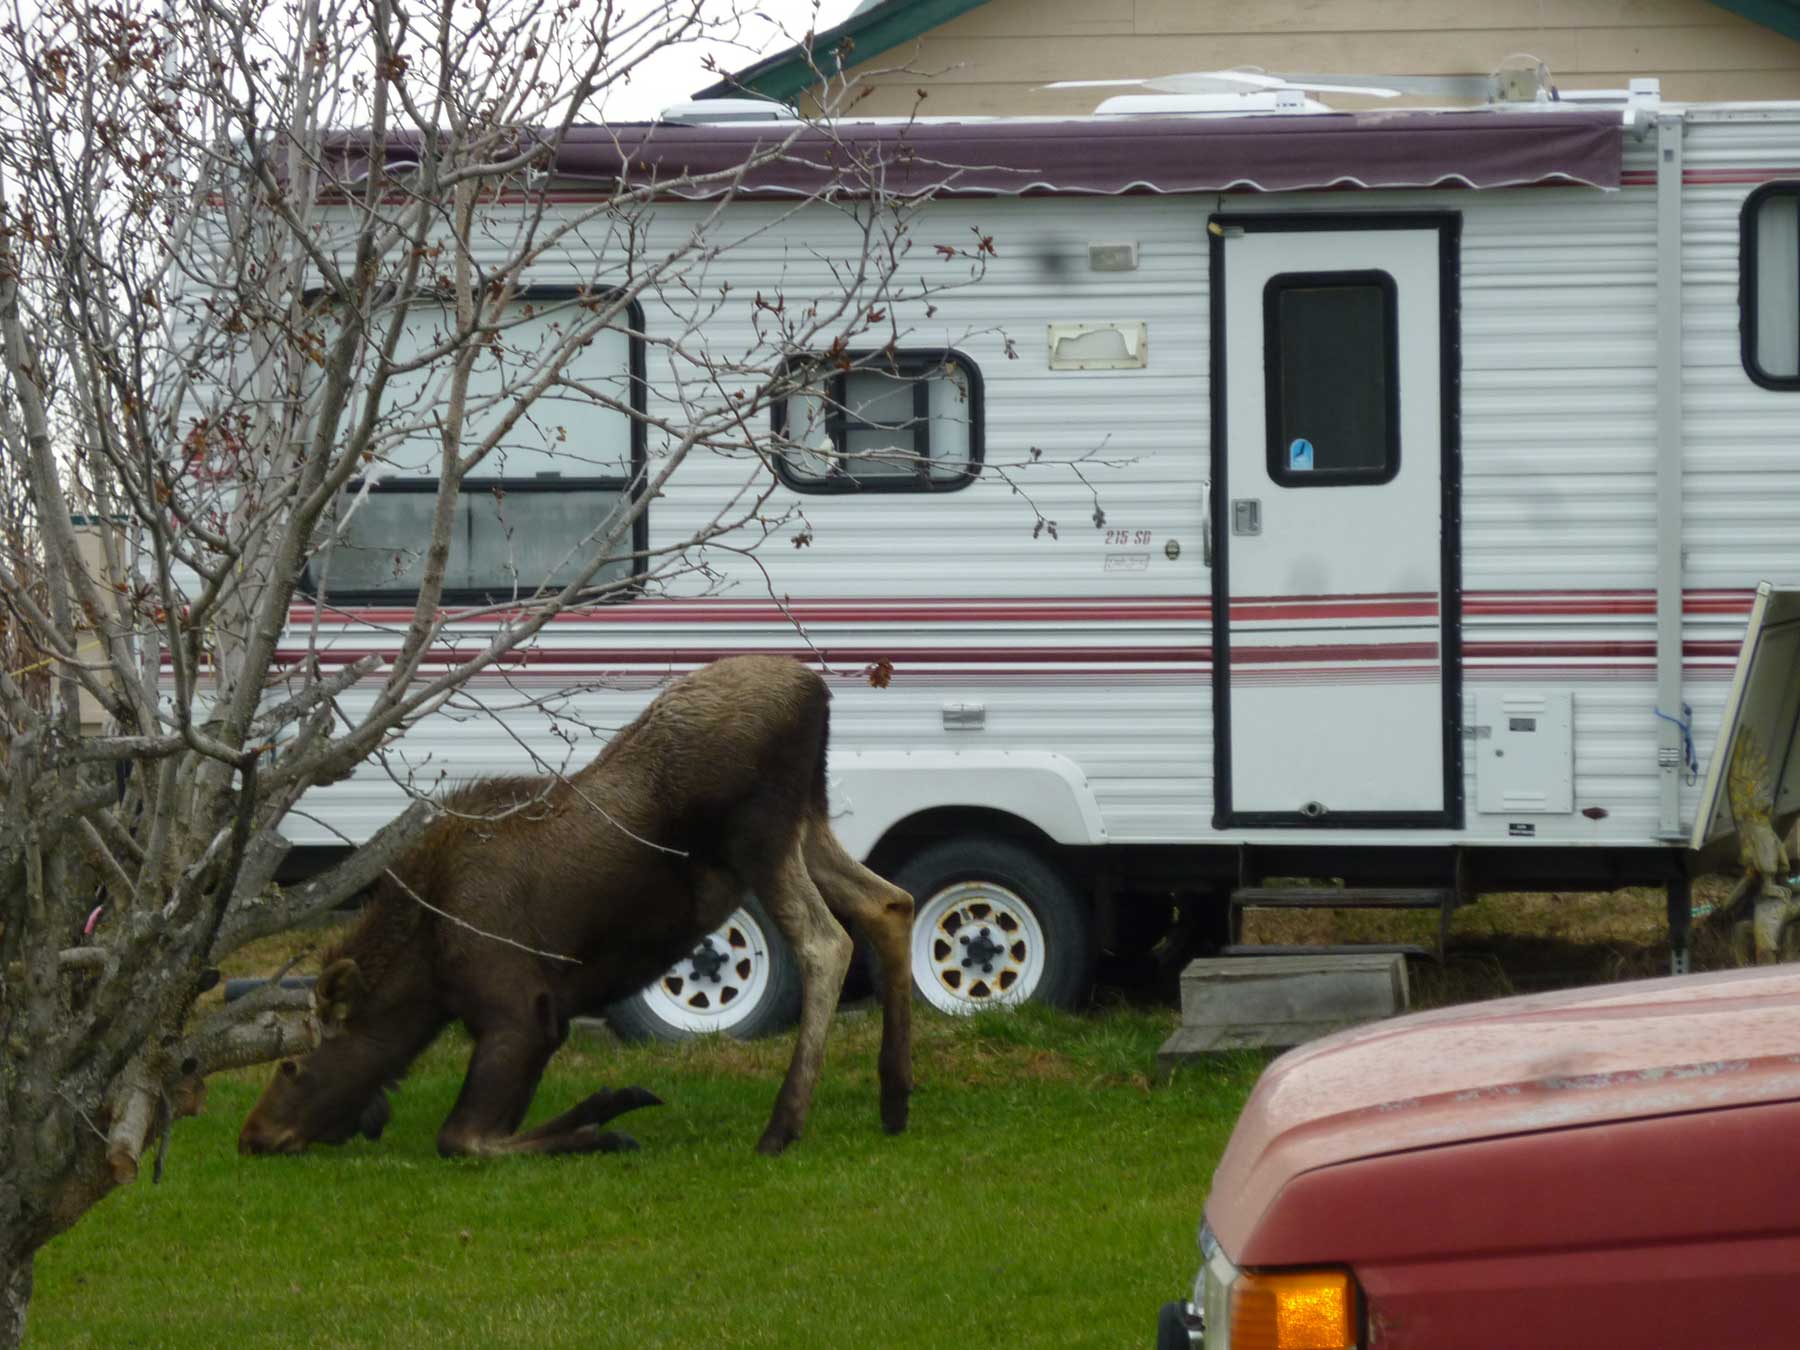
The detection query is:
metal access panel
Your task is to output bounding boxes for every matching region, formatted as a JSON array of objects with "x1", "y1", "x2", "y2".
[{"x1": 1474, "y1": 689, "x2": 1573, "y2": 815}]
